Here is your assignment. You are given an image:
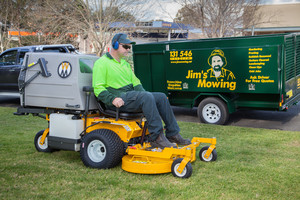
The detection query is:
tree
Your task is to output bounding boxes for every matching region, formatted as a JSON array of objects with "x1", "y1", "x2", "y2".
[
  {"x1": 1, "y1": 0, "x2": 151, "y2": 54},
  {"x1": 174, "y1": 0, "x2": 261, "y2": 38},
  {"x1": 0, "y1": 0, "x2": 12, "y2": 52},
  {"x1": 26, "y1": 0, "x2": 151, "y2": 56},
  {"x1": 0, "y1": 0, "x2": 31, "y2": 51},
  {"x1": 25, "y1": 0, "x2": 85, "y2": 45}
]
